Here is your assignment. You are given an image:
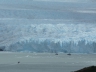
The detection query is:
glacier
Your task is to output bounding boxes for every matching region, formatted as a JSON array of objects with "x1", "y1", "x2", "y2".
[
  {"x1": 1, "y1": 24, "x2": 96, "y2": 53},
  {"x1": 0, "y1": 0, "x2": 96, "y2": 53}
]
